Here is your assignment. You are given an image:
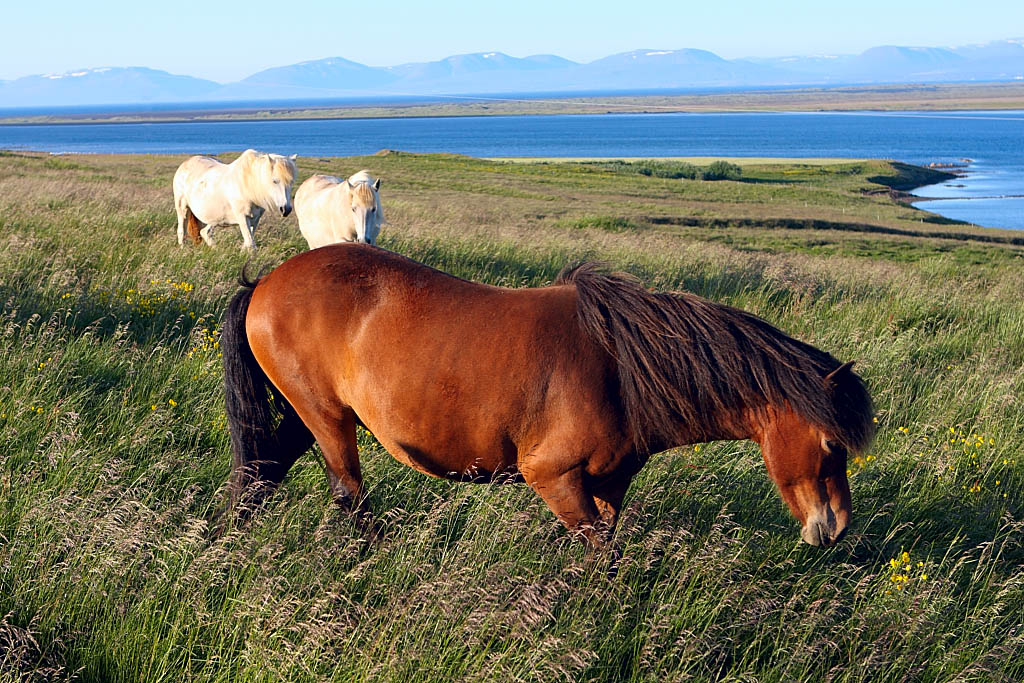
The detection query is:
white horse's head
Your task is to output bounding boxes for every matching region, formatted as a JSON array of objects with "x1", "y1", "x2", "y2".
[
  {"x1": 346, "y1": 171, "x2": 383, "y2": 245},
  {"x1": 240, "y1": 149, "x2": 298, "y2": 218}
]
